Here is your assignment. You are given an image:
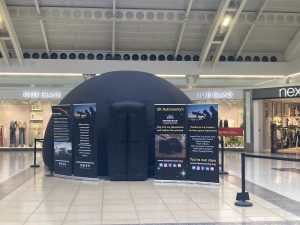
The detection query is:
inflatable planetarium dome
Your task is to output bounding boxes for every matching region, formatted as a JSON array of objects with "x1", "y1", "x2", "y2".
[{"x1": 43, "y1": 71, "x2": 192, "y2": 176}]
